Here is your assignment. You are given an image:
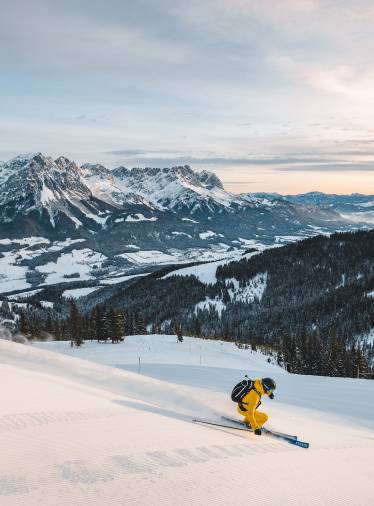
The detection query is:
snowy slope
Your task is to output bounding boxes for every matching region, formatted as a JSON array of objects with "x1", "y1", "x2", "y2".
[
  {"x1": 80, "y1": 163, "x2": 155, "y2": 208},
  {"x1": 112, "y1": 165, "x2": 239, "y2": 212},
  {"x1": 0, "y1": 336, "x2": 373, "y2": 506}
]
